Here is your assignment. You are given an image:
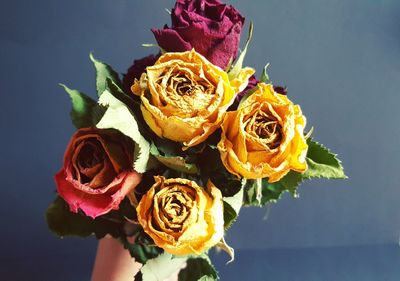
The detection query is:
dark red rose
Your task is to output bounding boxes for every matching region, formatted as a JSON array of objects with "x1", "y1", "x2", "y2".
[
  {"x1": 55, "y1": 128, "x2": 141, "y2": 218},
  {"x1": 152, "y1": 0, "x2": 244, "y2": 69},
  {"x1": 122, "y1": 54, "x2": 159, "y2": 93},
  {"x1": 273, "y1": 85, "x2": 288, "y2": 95}
]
